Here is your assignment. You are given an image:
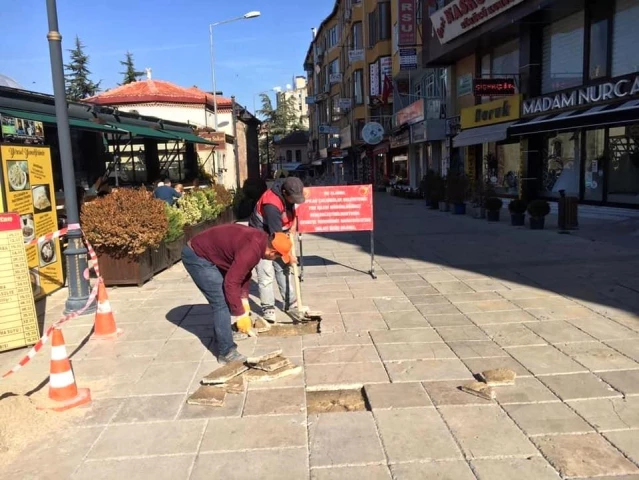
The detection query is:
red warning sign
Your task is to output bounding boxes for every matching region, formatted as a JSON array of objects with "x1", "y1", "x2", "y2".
[{"x1": 296, "y1": 185, "x2": 374, "y2": 234}]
